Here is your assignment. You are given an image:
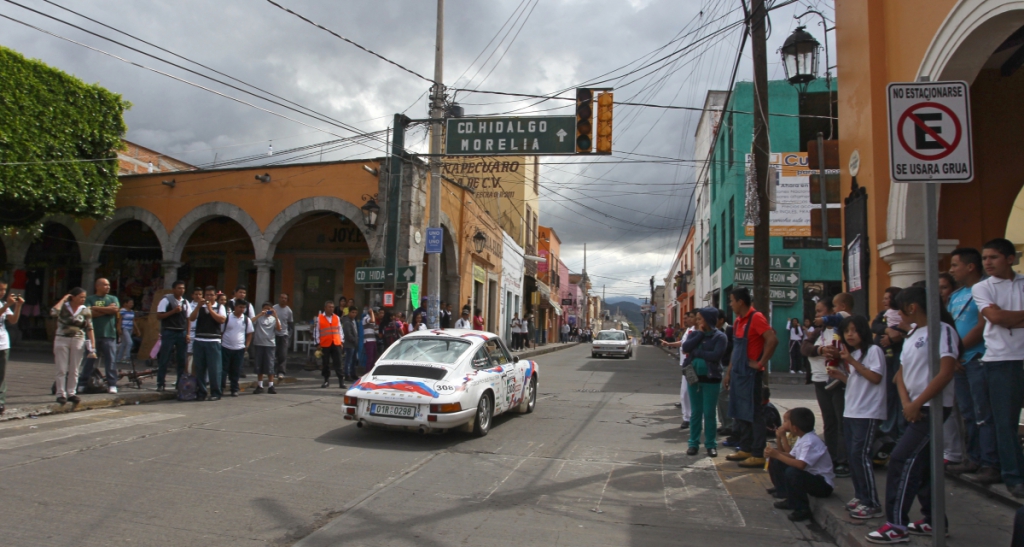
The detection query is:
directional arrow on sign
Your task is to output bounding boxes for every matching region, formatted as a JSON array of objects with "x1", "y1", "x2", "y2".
[
  {"x1": 788, "y1": 290, "x2": 798, "y2": 299},
  {"x1": 787, "y1": 273, "x2": 799, "y2": 284},
  {"x1": 787, "y1": 256, "x2": 798, "y2": 268},
  {"x1": 403, "y1": 268, "x2": 415, "y2": 282},
  {"x1": 556, "y1": 129, "x2": 567, "y2": 142}
]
